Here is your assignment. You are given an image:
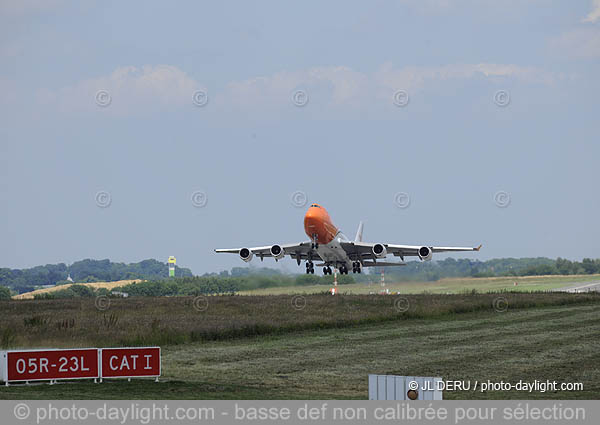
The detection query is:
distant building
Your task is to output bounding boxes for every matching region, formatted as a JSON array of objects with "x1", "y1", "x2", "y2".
[{"x1": 66, "y1": 274, "x2": 74, "y2": 283}]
